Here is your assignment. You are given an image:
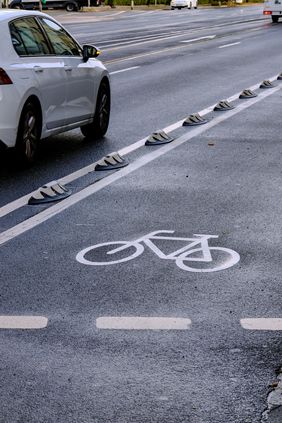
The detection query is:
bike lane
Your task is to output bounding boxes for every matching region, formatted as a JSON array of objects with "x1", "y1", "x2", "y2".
[{"x1": 1, "y1": 89, "x2": 282, "y2": 422}]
